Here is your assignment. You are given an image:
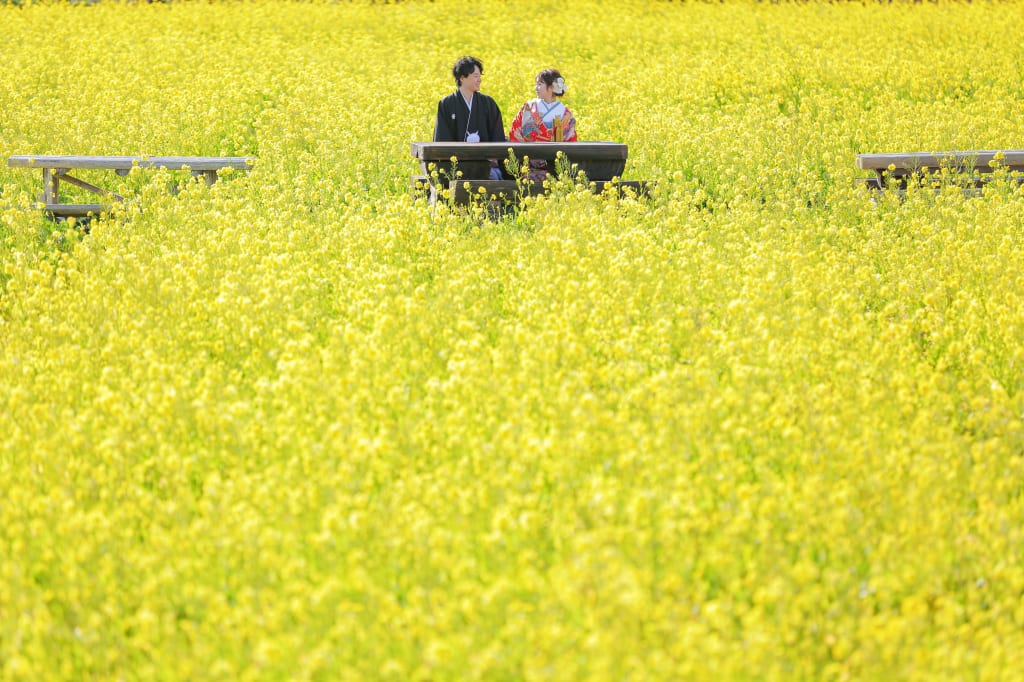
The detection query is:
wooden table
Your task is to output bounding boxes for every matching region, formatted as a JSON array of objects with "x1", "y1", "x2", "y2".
[
  {"x1": 856, "y1": 150, "x2": 1024, "y2": 191},
  {"x1": 410, "y1": 142, "x2": 650, "y2": 206},
  {"x1": 7, "y1": 154, "x2": 254, "y2": 219}
]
